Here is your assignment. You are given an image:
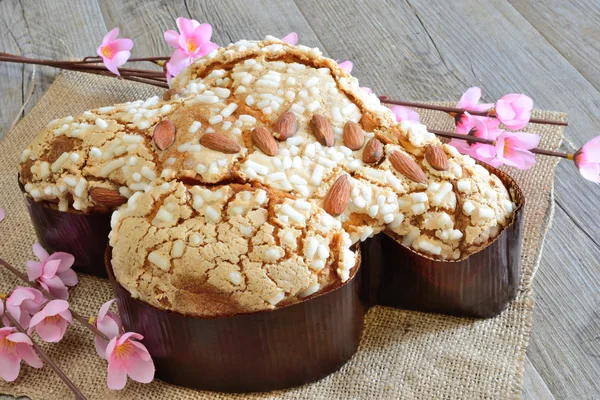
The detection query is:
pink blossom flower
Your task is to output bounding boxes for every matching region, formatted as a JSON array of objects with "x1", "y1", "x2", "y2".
[
  {"x1": 28, "y1": 300, "x2": 72, "y2": 343},
  {"x1": 391, "y1": 106, "x2": 420, "y2": 124},
  {"x1": 106, "y1": 332, "x2": 155, "y2": 390},
  {"x1": 495, "y1": 93, "x2": 533, "y2": 130},
  {"x1": 455, "y1": 87, "x2": 494, "y2": 130},
  {"x1": 96, "y1": 28, "x2": 133, "y2": 76},
  {"x1": 494, "y1": 131, "x2": 540, "y2": 170},
  {"x1": 338, "y1": 60, "x2": 353, "y2": 74},
  {"x1": 0, "y1": 207, "x2": 4, "y2": 223},
  {"x1": 281, "y1": 32, "x2": 298, "y2": 45},
  {"x1": 94, "y1": 299, "x2": 123, "y2": 359},
  {"x1": 456, "y1": 87, "x2": 494, "y2": 111},
  {"x1": 3, "y1": 287, "x2": 46, "y2": 329},
  {"x1": 361, "y1": 87, "x2": 373, "y2": 95},
  {"x1": 164, "y1": 18, "x2": 218, "y2": 81},
  {"x1": 26, "y1": 243, "x2": 77, "y2": 300},
  {"x1": 448, "y1": 112, "x2": 499, "y2": 164},
  {"x1": 574, "y1": 136, "x2": 600, "y2": 183},
  {"x1": 0, "y1": 327, "x2": 42, "y2": 382}
]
